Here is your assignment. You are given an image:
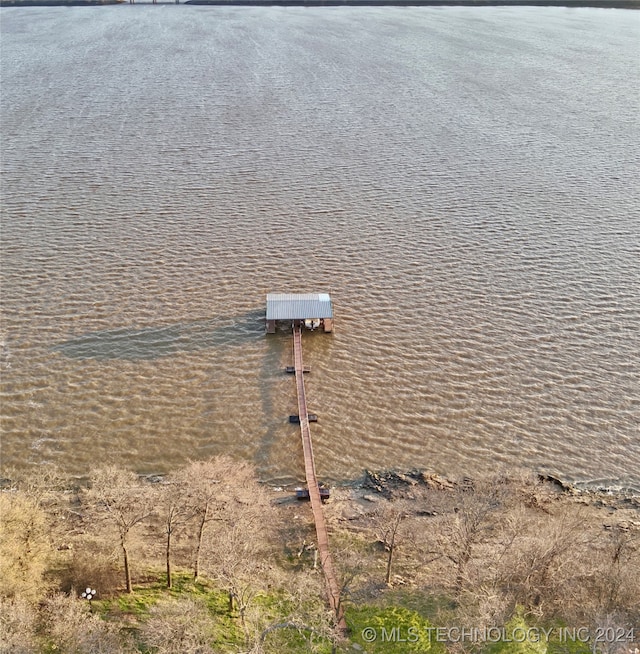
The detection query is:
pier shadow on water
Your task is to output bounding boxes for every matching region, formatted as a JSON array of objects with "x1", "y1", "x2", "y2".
[
  {"x1": 52, "y1": 310, "x2": 265, "y2": 360},
  {"x1": 254, "y1": 332, "x2": 289, "y2": 477},
  {"x1": 53, "y1": 311, "x2": 335, "y2": 482}
]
